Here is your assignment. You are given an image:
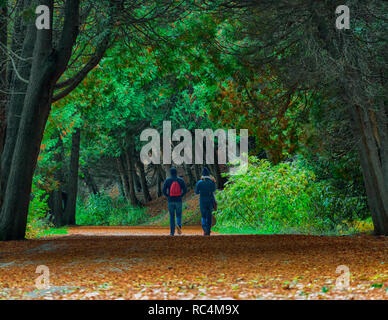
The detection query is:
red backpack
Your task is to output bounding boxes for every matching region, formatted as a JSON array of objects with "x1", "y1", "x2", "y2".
[{"x1": 169, "y1": 180, "x2": 182, "y2": 197}]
